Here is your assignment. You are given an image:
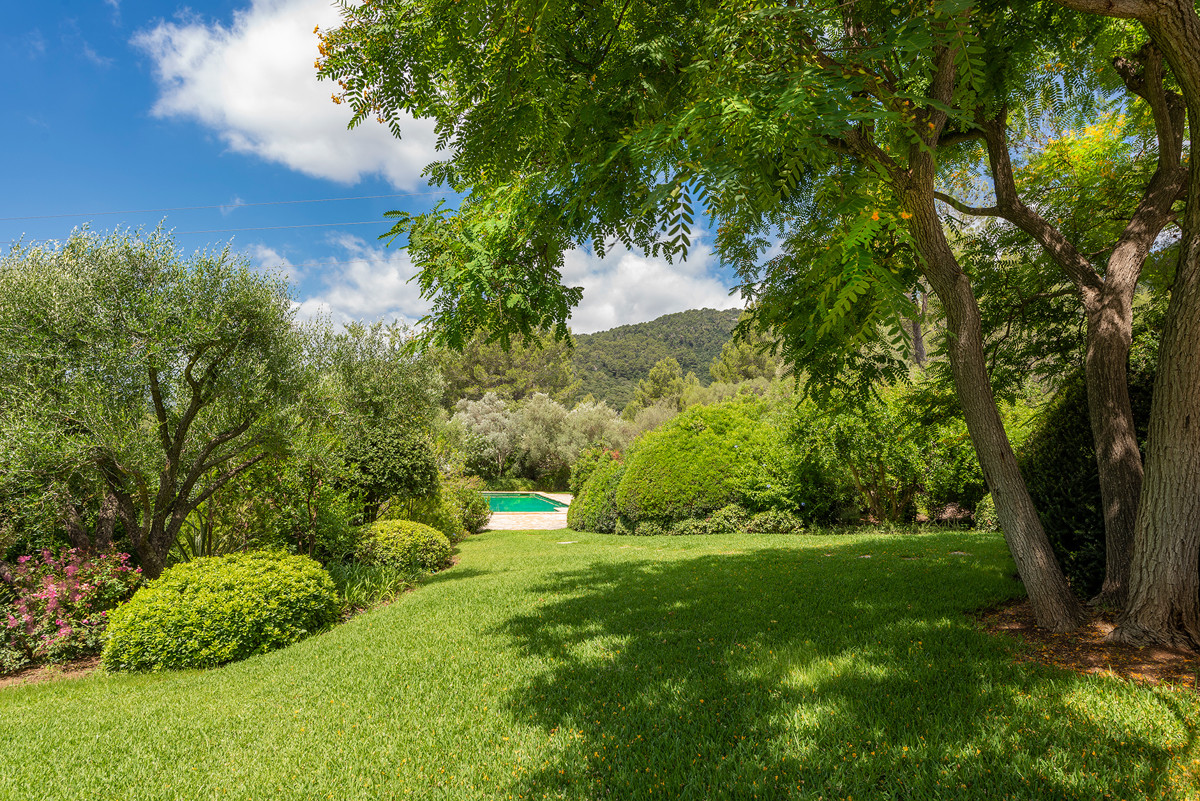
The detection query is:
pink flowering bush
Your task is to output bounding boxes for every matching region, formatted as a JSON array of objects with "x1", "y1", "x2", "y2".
[{"x1": 0, "y1": 549, "x2": 142, "y2": 672}]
